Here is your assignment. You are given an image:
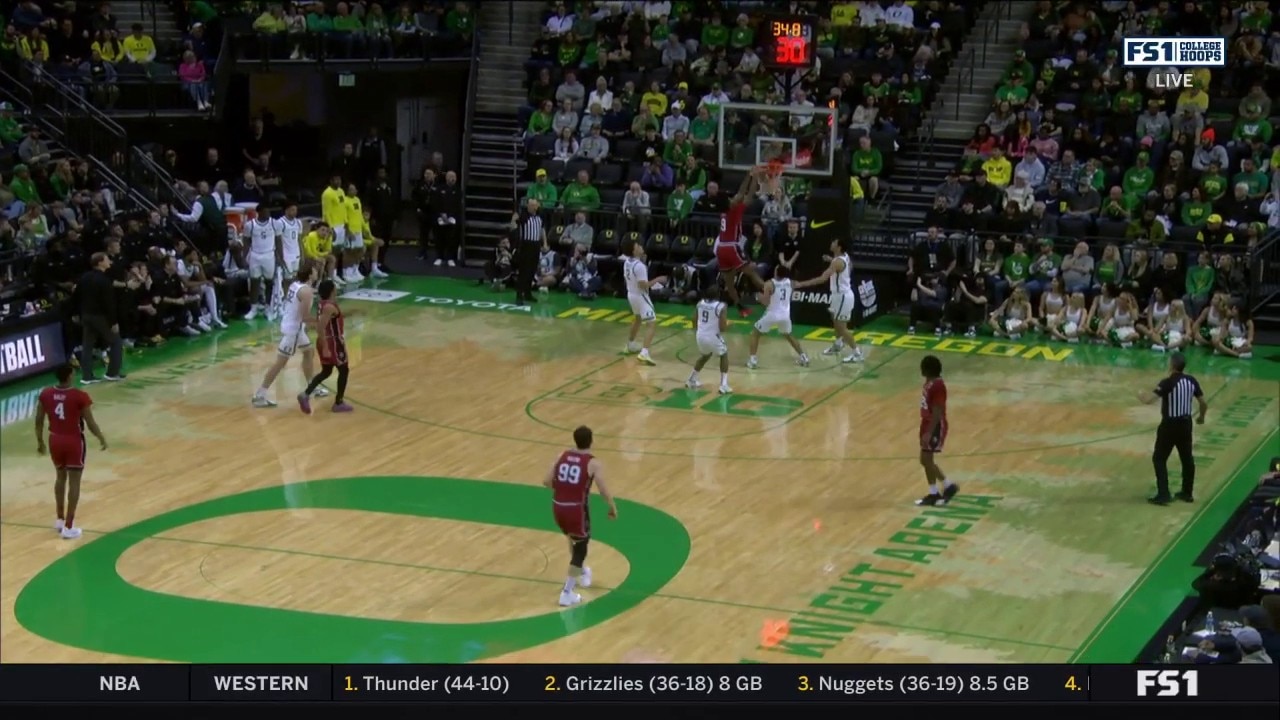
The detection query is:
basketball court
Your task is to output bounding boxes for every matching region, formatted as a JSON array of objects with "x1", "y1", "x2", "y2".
[{"x1": 1, "y1": 275, "x2": 1276, "y2": 665}]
